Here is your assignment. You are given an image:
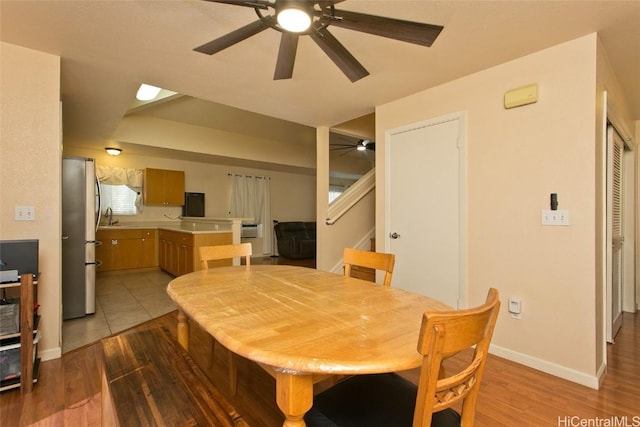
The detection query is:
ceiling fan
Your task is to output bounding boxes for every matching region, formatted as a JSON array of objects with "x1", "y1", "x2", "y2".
[
  {"x1": 195, "y1": 0, "x2": 444, "y2": 82},
  {"x1": 330, "y1": 138, "x2": 375, "y2": 154}
]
